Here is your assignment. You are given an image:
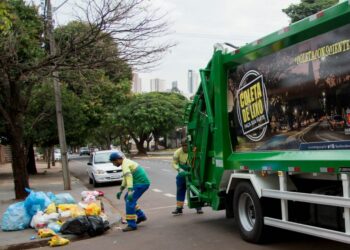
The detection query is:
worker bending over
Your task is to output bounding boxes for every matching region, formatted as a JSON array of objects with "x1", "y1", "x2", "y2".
[{"x1": 110, "y1": 152, "x2": 150, "y2": 232}]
